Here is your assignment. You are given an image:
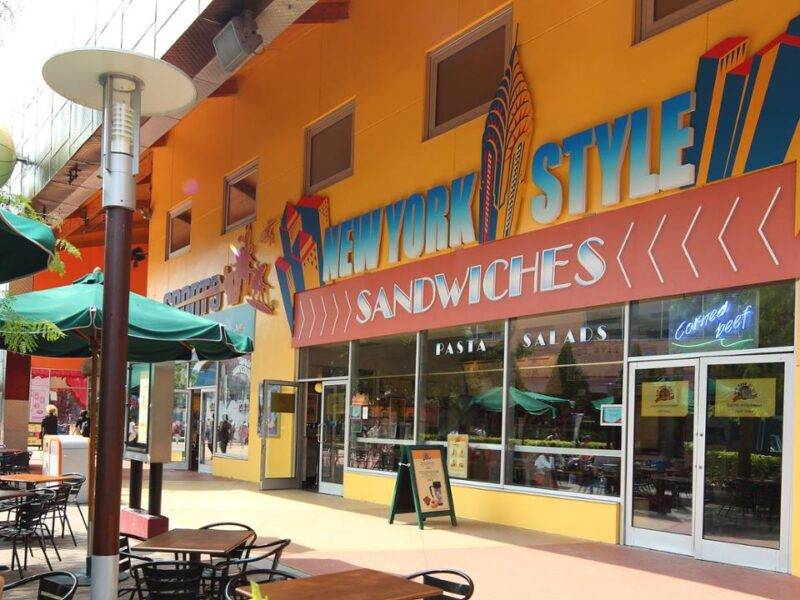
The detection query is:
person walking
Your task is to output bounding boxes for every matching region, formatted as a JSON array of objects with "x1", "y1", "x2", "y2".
[
  {"x1": 40, "y1": 404, "x2": 59, "y2": 438},
  {"x1": 218, "y1": 415, "x2": 232, "y2": 454},
  {"x1": 75, "y1": 409, "x2": 90, "y2": 437}
]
